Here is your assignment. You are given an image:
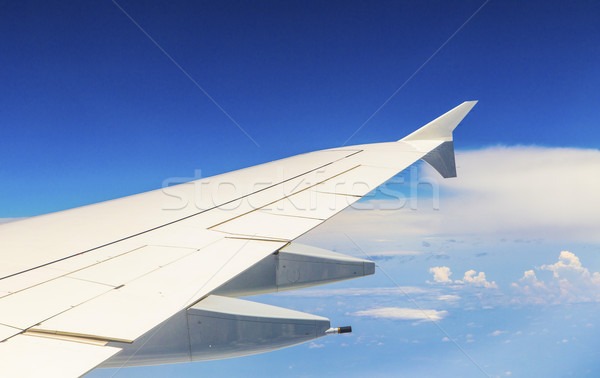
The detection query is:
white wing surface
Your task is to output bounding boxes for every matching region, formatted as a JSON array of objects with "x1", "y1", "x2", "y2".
[{"x1": 0, "y1": 101, "x2": 476, "y2": 376}]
